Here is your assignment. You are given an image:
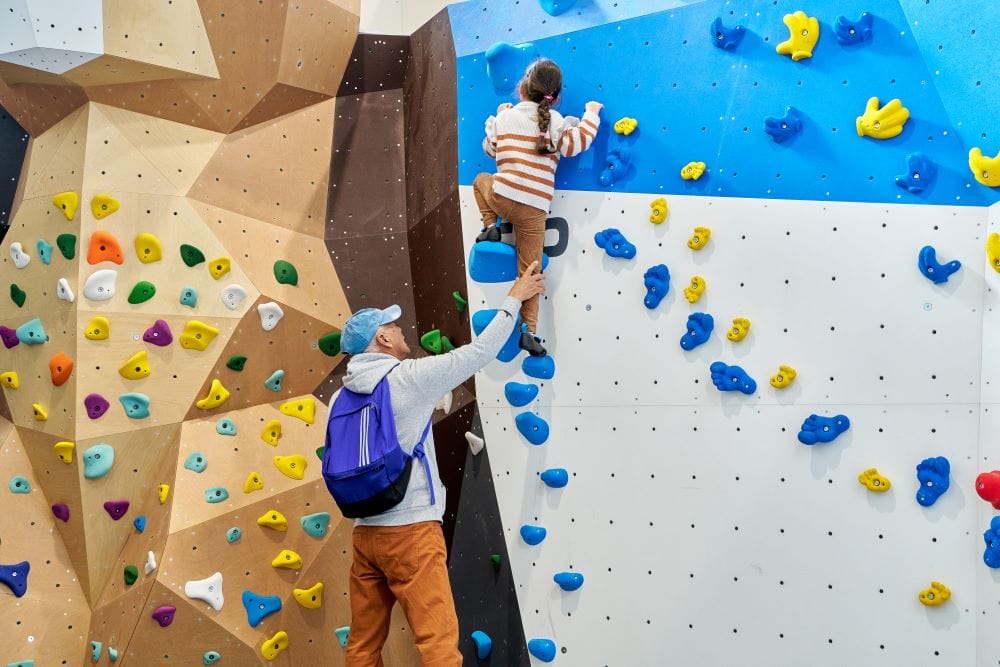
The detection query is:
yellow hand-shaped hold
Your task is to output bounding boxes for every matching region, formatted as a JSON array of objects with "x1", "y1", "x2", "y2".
[
  {"x1": 118, "y1": 350, "x2": 151, "y2": 380},
  {"x1": 769, "y1": 365, "x2": 797, "y2": 388},
  {"x1": 157, "y1": 483, "x2": 170, "y2": 504},
  {"x1": 683, "y1": 276, "x2": 705, "y2": 303},
  {"x1": 208, "y1": 256, "x2": 231, "y2": 280},
  {"x1": 293, "y1": 582, "x2": 324, "y2": 609},
  {"x1": 987, "y1": 232, "x2": 1000, "y2": 273},
  {"x1": 52, "y1": 191, "x2": 79, "y2": 220},
  {"x1": 84, "y1": 316, "x2": 110, "y2": 341},
  {"x1": 261, "y1": 630, "x2": 289, "y2": 661},
  {"x1": 257, "y1": 510, "x2": 288, "y2": 532},
  {"x1": 776, "y1": 11, "x2": 819, "y2": 61},
  {"x1": 856, "y1": 97, "x2": 909, "y2": 139},
  {"x1": 271, "y1": 549, "x2": 303, "y2": 570},
  {"x1": 280, "y1": 398, "x2": 316, "y2": 424},
  {"x1": 649, "y1": 197, "x2": 668, "y2": 224},
  {"x1": 54, "y1": 441, "x2": 75, "y2": 463},
  {"x1": 687, "y1": 226, "x2": 711, "y2": 250},
  {"x1": 857, "y1": 468, "x2": 891, "y2": 492},
  {"x1": 274, "y1": 454, "x2": 307, "y2": 480},
  {"x1": 727, "y1": 317, "x2": 750, "y2": 342},
  {"x1": 32, "y1": 403, "x2": 48, "y2": 421},
  {"x1": 179, "y1": 320, "x2": 219, "y2": 351},
  {"x1": 91, "y1": 194, "x2": 120, "y2": 220},
  {"x1": 0, "y1": 371, "x2": 19, "y2": 389},
  {"x1": 243, "y1": 471, "x2": 264, "y2": 493},
  {"x1": 134, "y1": 233, "x2": 163, "y2": 263},
  {"x1": 196, "y1": 378, "x2": 230, "y2": 410},
  {"x1": 680, "y1": 161, "x2": 706, "y2": 180},
  {"x1": 918, "y1": 581, "x2": 951, "y2": 606},
  {"x1": 613, "y1": 117, "x2": 638, "y2": 135},
  {"x1": 261, "y1": 419, "x2": 282, "y2": 446},
  {"x1": 969, "y1": 147, "x2": 1000, "y2": 187}
]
